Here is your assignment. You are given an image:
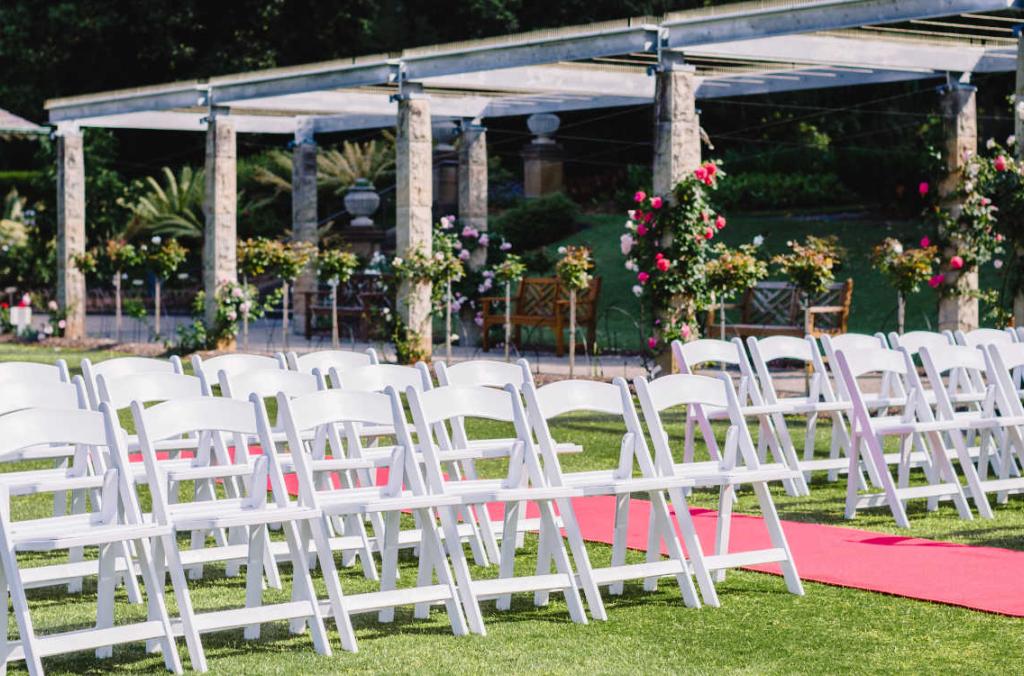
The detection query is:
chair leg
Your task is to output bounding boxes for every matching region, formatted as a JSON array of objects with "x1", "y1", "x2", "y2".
[
  {"x1": 642, "y1": 505, "x2": 660, "y2": 592},
  {"x1": 714, "y1": 485, "x2": 734, "y2": 584},
  {"x1": 161, "y1": 534, "x2": 207, "y2": 673},
  {"x1": 496, "y1": 501, "x2": 522, "y2": 611},
  {"x1": 244, "y1": 525, "x2": 267, "y2": 640},
  {"x1": 3, "y1": 549, "x2": 44, "y2": 676},
  {"x1": 609, "y1": 494, "x2": 630, "y2": 596},
  {"x1": 377, "y1": 510, "x2": 402, "y2": 624},
  {"x1": 553, "y1": 498, "x2": 604, "y2": 622},
  {"x1": 95, "y1": 542, "x2": 117, "y2": 659},
  {"x1": 283, "y1": 520, "x2": 332, "y2": 656},
  {"x1": 416, "y1": 507, "x2": 469, "y2": 635},
  {"x1": 438, "y1": 505, "x2": 487, "y2": 636},
  {"x1": 134, "y1": 537, "x2": 183, "y2": 673},
  {"x1": 666, "y1": 486, "x2": 719, "y2": 607},
  {"x1": 752, "y1": 481, "x2": 804, "y2": 595},
  {"x1": 533, "y1": 521, "x2": 553, "y2": 607},
  {"x1": 649, "y1": 491, "x2": 700, "y2": 607},
  {"x1": 308, "y1": 515, "x2": 358, "y2": 652},
  {"x1": 538, "y1": 500, "x2": 588, "y2": 624}
]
